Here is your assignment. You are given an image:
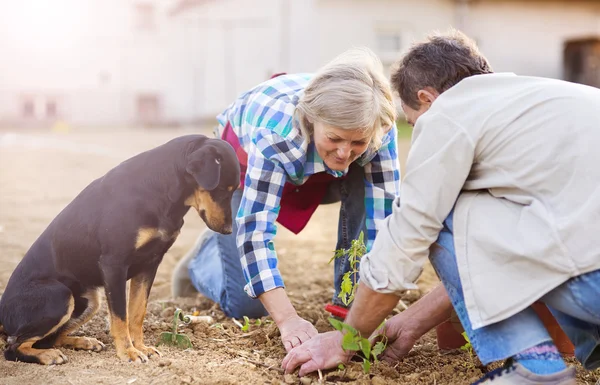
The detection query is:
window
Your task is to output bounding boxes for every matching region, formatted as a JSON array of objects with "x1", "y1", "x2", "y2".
[
  {"x1": 134, "y1": 3, "x2": 156, "y2": 31},
  {"x1": 46, "y1": 100, "x2": 57, "y2": 119},
  {"x1": 377, "y1": 32, "x2": 402, "y2": 54},
  {"x1": 136, "y1": 94, "x2": 161, "y2": 126},
  {"x1": 564, "y1": 38, "x2": 600, "y2": 88},
  {"x1": 375, "y1": 29, "x2": 404, "y2": 65},
  {"x1": 21, "y1": 97, "x2": 35, "y2": 119}
]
